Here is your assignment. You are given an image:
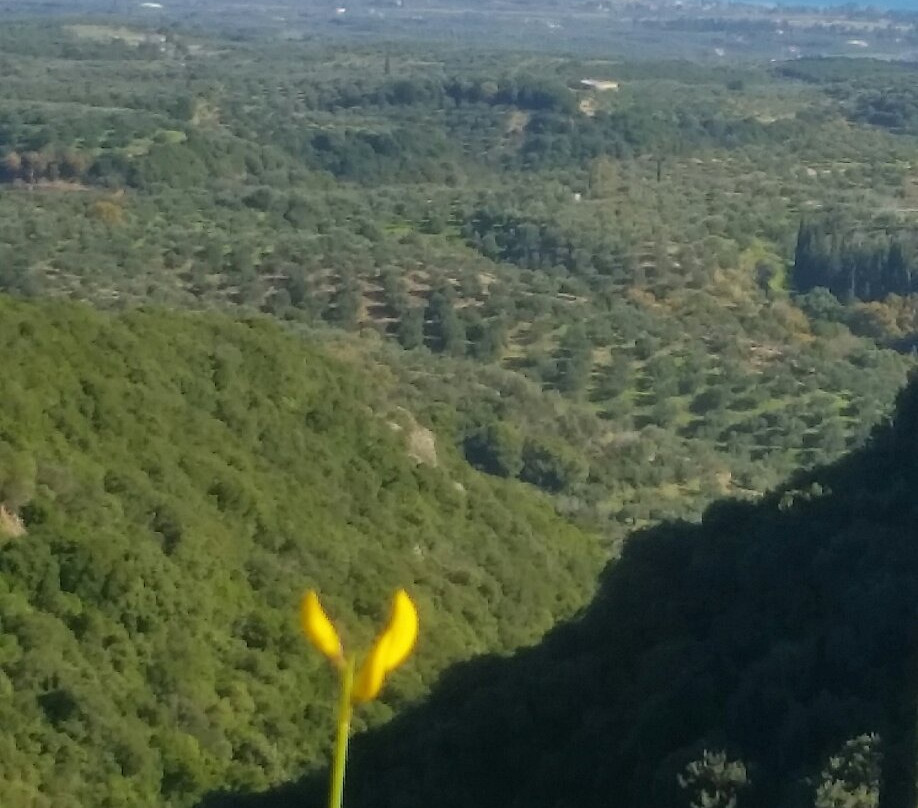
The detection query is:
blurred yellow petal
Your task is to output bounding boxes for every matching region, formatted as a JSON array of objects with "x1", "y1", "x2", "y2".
[
  {"x1": 301, "y1": 590, "x2": 344, "y2": 664},
  {"x1": 352, "y1": 632, "x2": 390, "y2": 703},
  {"x1": 351, "y1": 589, "x2": 418, "y2": 703},
  {"x1": 380, "y1": 589, "x2": 419, "y2": 673}
]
